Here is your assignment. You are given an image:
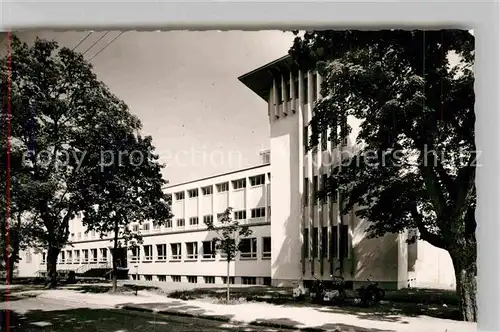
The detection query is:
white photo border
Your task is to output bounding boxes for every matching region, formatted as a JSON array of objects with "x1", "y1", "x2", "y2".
[{"x1": 1, "y1": 1, "x2": 498, "y2": 331}]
